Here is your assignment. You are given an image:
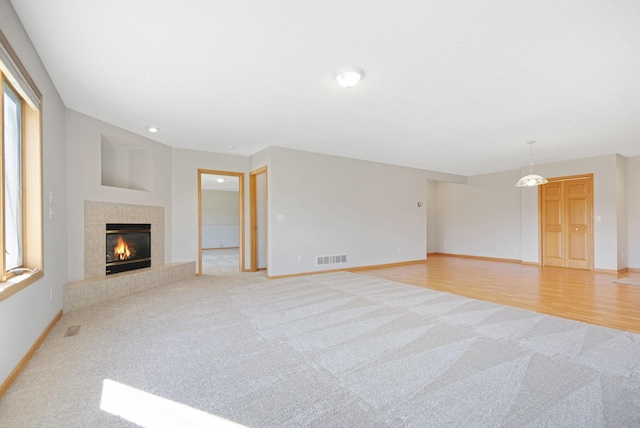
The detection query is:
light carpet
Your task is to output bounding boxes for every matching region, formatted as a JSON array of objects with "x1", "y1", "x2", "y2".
[
  {"x1": 202, "y1": 248, "x2": 241, "y2": 275},
  {"x1": 1, "y1": 271, "x2": 640, "y2": 427}
]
